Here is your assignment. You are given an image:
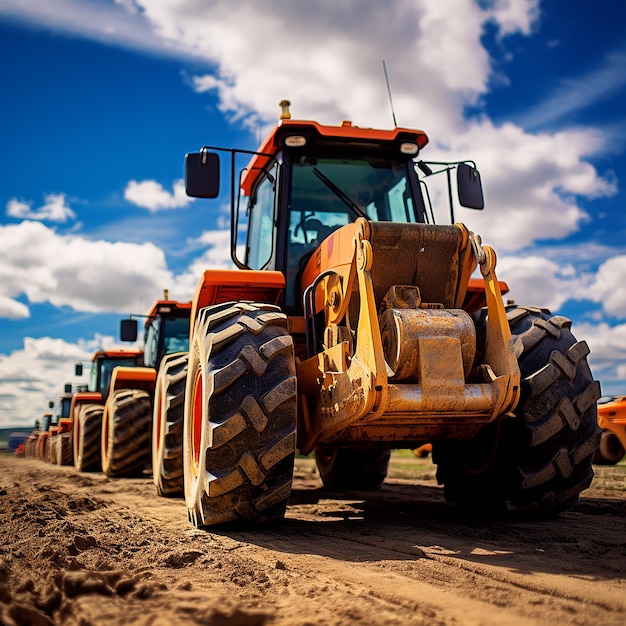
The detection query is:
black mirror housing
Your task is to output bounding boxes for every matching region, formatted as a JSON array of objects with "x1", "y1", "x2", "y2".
[
  {"x1": 185, "y1": 152, "x2": 220, "y2": 198},
  {"x1": 457, "y1": 163, "x2": 484, "y2": 210},
  {"x1": 75, "y1": 362, "x2": 83, "y2": 377},
  {"x1": 120, "y1": 318, "x2": 138, "y2": 342}
]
